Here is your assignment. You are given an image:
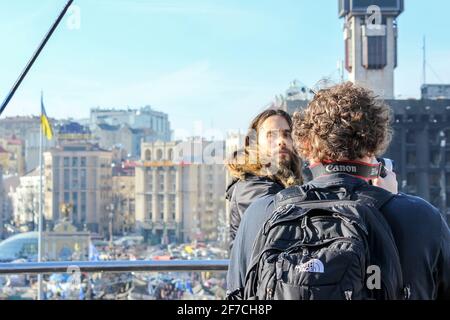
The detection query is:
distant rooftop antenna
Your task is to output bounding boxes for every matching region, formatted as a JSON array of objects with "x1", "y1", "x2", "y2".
[{"x1": 422, "y1": 35, "x2": 427, "y2": 86}]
